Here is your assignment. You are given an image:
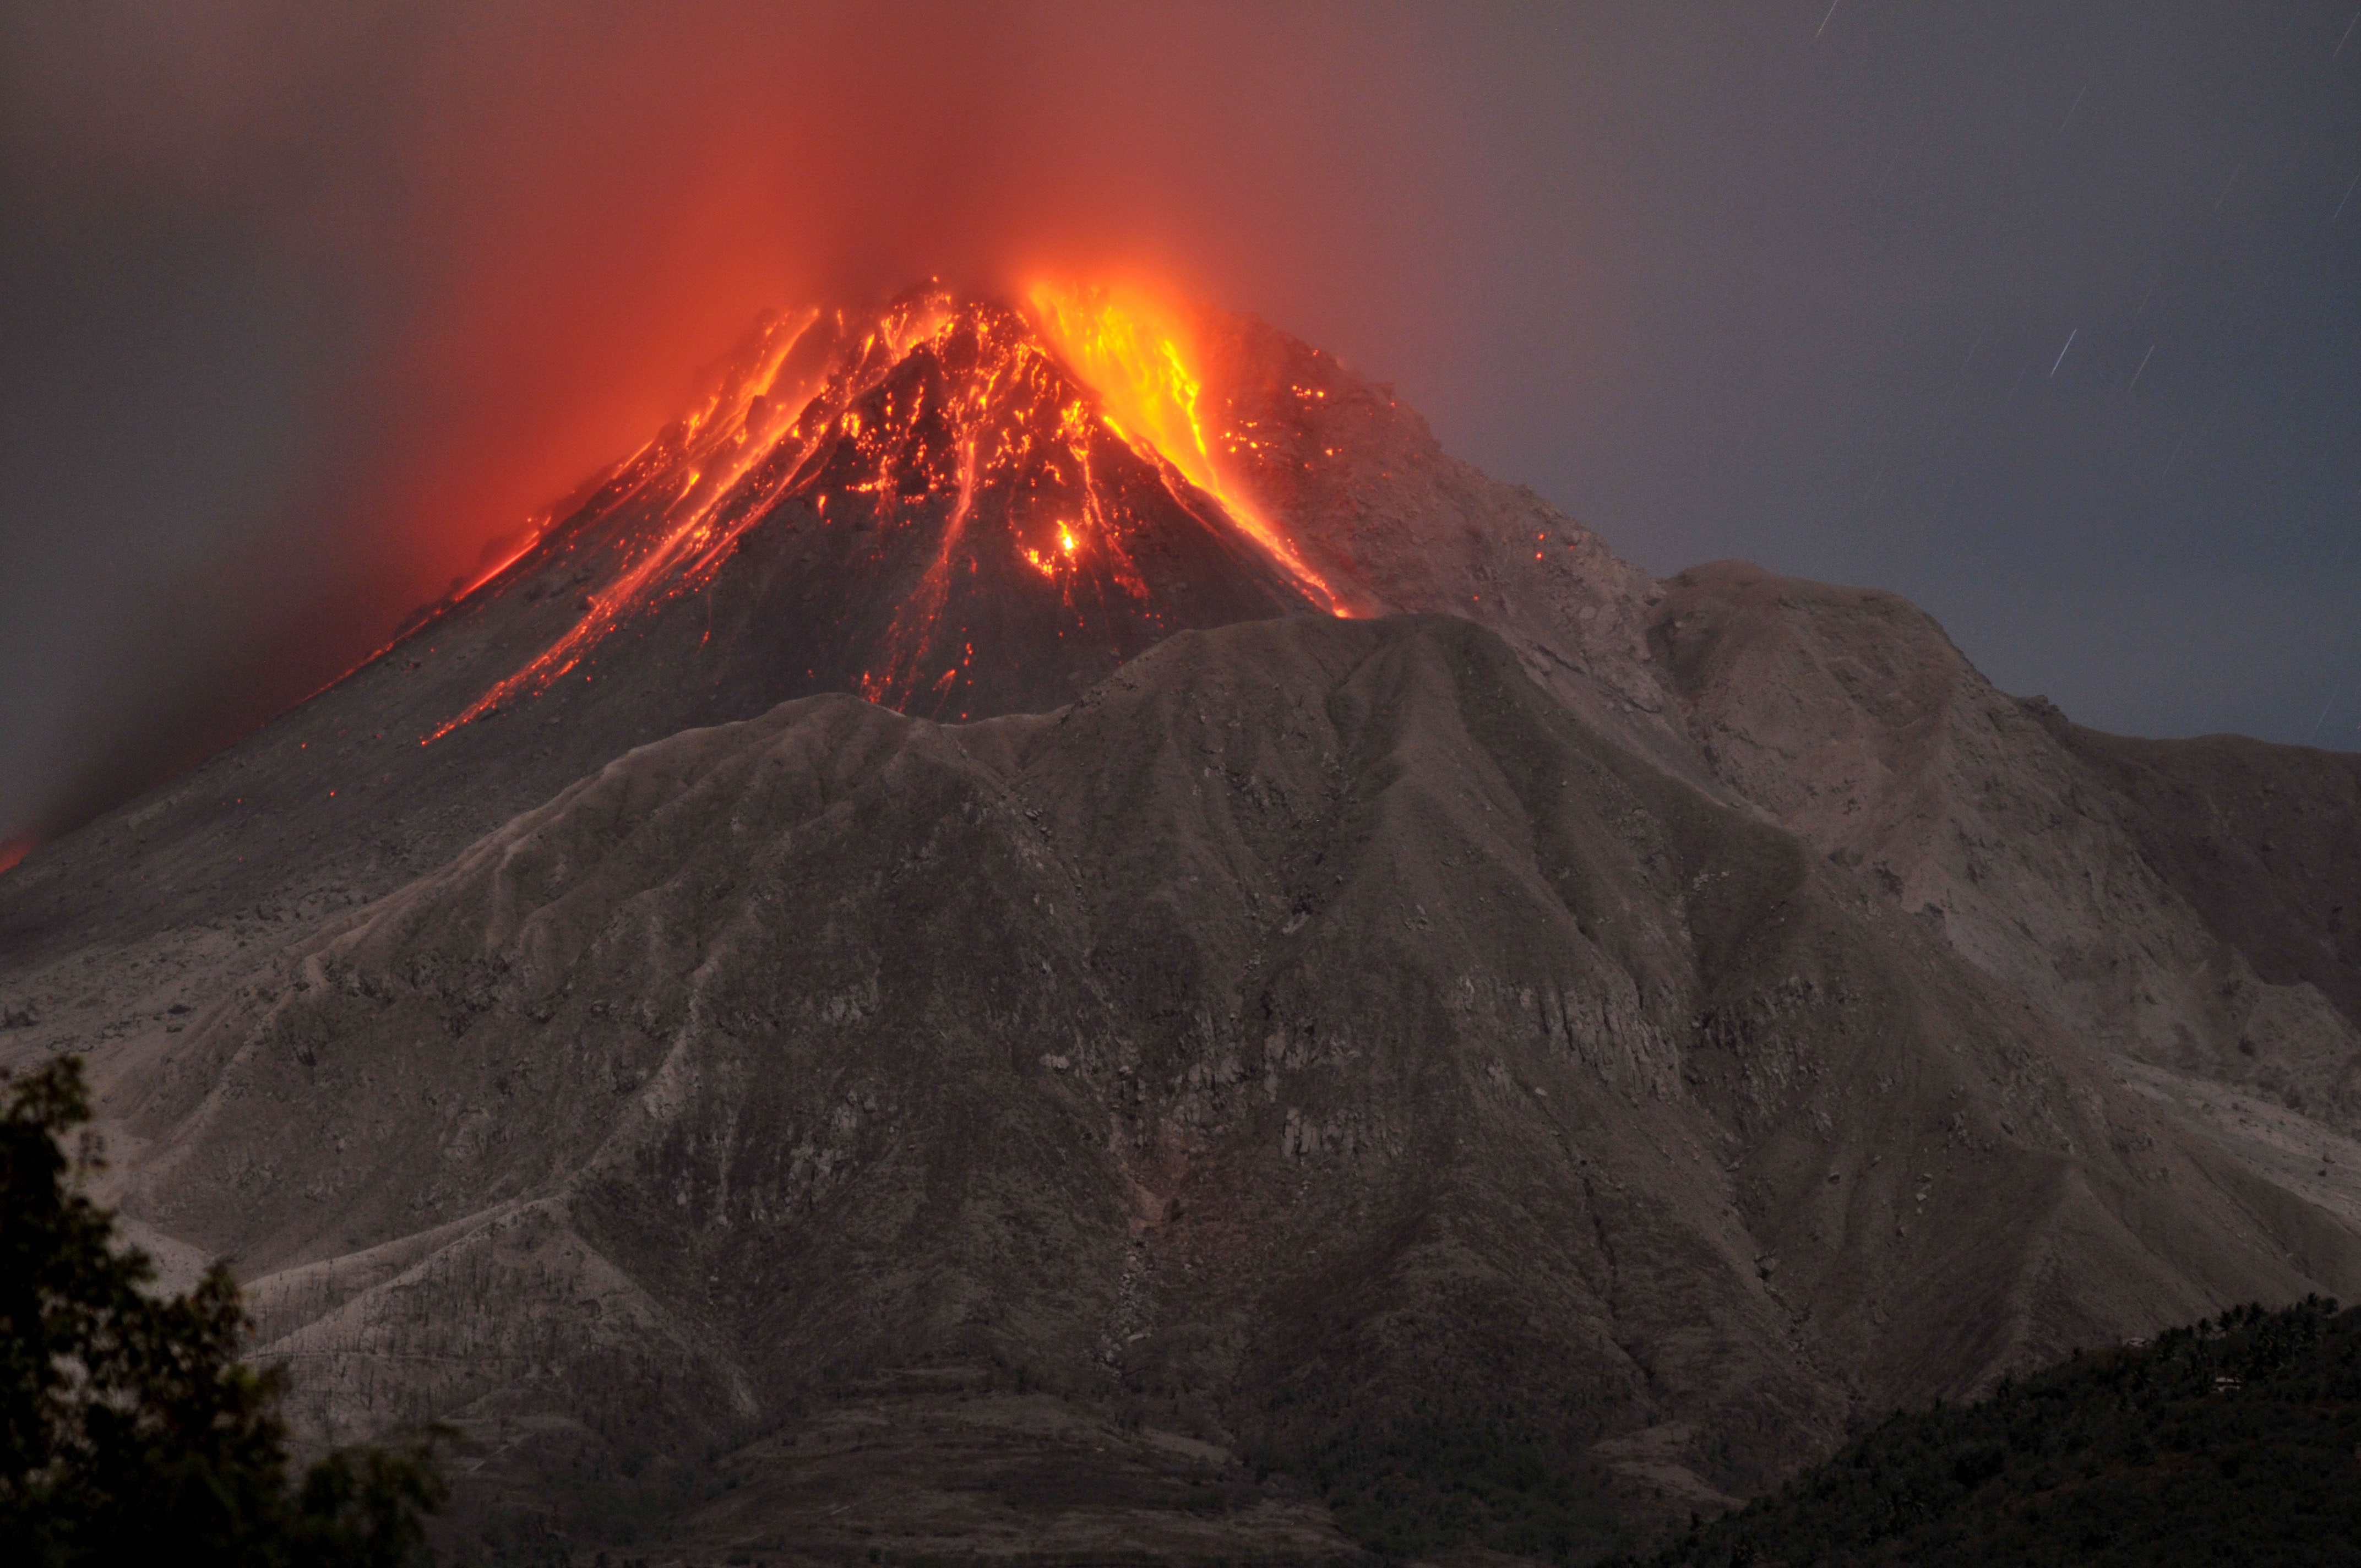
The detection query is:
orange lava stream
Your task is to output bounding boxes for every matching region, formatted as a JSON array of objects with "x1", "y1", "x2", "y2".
[
  {"x1": 856, "y1": 303, "x2": 1155, "y2": 707},
  {"x1": 426, "y1": 295, "x2": 953, "y2": 741},
  {"x1": 860, "y1": 422, "x2": 982, "y2": 706},
  {"x1": 455, "y1": 517, "x2": 560, "y2": 602},
  {"x1": 1061, "y1": 398, "x2": 1149, "y2": 602},
  {"x1": 420, "y1": 282, "x2": 1340, "y2": 739},
  {"x1": 1025, "y1": 282, "x2": 1350, "y2": 616}
]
